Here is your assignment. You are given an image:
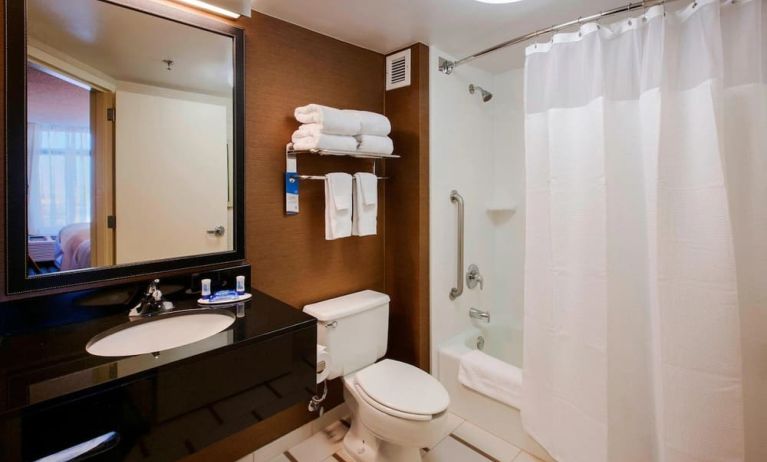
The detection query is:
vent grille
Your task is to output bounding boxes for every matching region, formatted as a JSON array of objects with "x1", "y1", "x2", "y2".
[{"x1": 386, "y1": 49, "x2": 411, "y2": 91}]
